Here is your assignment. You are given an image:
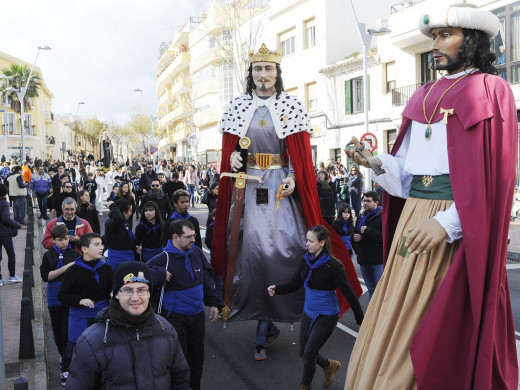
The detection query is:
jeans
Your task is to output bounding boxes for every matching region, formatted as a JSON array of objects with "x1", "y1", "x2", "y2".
[
  {"x1": 36, "y1": 193, "x2": 48, "y2": 217},
  {"x1": 187, "y1": 185, "x2": 196, "y2": 207},
  {"x1": 299, "y1": 312, "x2": 338, "y2": 386},
  {"x1": 360, "y1": 264, "x2": 384, "y2": 301},
  {"x1": 350, "y1": 192, "x2": 361, "y2": 220},
  {"x1": 254, "y1": 319, "x2": 279, "y2": 347},
  {"x1": 167, "y1": 311, "x2": 205, "y2": 390},
  {"x1": 12, "y1": 197, "x2": 26, "y2": 223},
  {"x1": 0, "y1": 234, "x2": 16, "y2": 278}
]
